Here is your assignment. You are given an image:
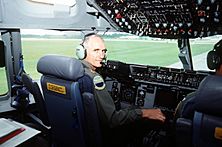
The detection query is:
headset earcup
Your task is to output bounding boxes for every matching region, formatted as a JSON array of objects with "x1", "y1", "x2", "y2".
[
  {"x1": 76, "y1": 44, "x2": 86, "y2": 60},
  {"x1": 207, "y1": 51, "x2": 221, "y2": 70}
]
